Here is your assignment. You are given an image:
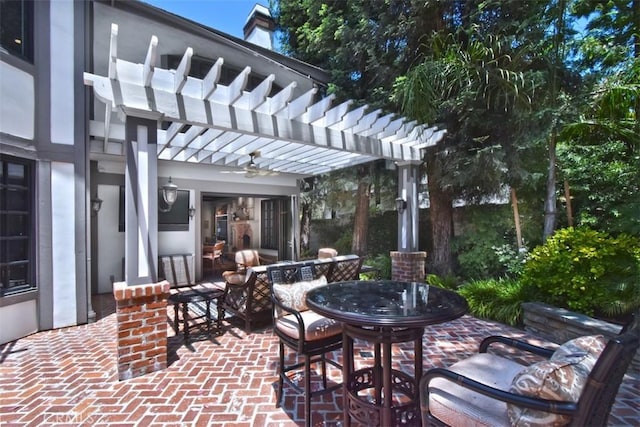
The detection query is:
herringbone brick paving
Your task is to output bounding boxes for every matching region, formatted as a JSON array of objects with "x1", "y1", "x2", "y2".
[{"x1": 1, "y1": 293, "x2": 638, "y2": 426}]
